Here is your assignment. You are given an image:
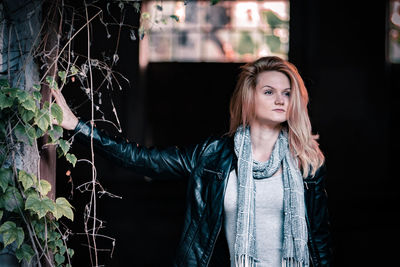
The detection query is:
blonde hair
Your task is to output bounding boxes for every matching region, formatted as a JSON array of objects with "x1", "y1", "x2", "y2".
[{"x1": 228, "y1": 56, "x2": 325, "y2": 178}]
